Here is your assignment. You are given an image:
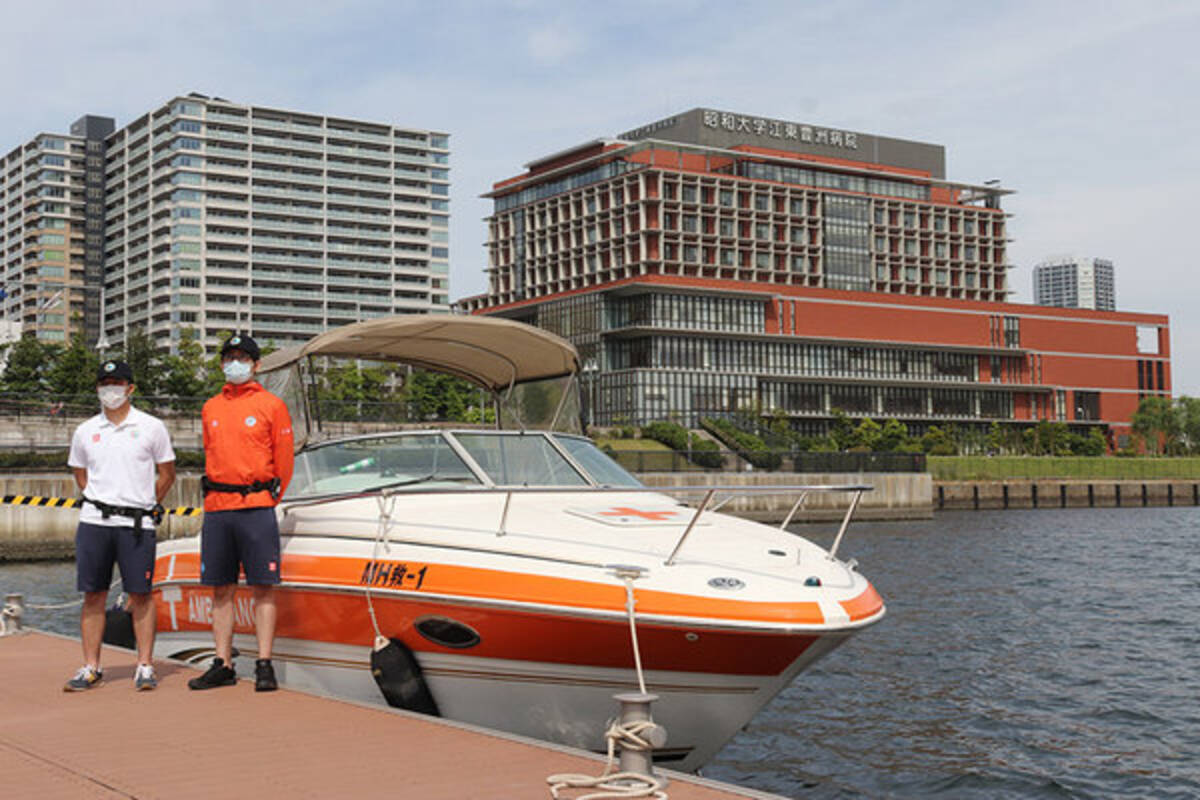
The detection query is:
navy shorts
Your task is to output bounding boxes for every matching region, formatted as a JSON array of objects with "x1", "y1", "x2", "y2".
[
  {"x1": 75, "y1": 522, "x2": 156, "y2": 594},
  {"x1": 200, "y1": 507, "x2": 281, "y2": 586}
]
